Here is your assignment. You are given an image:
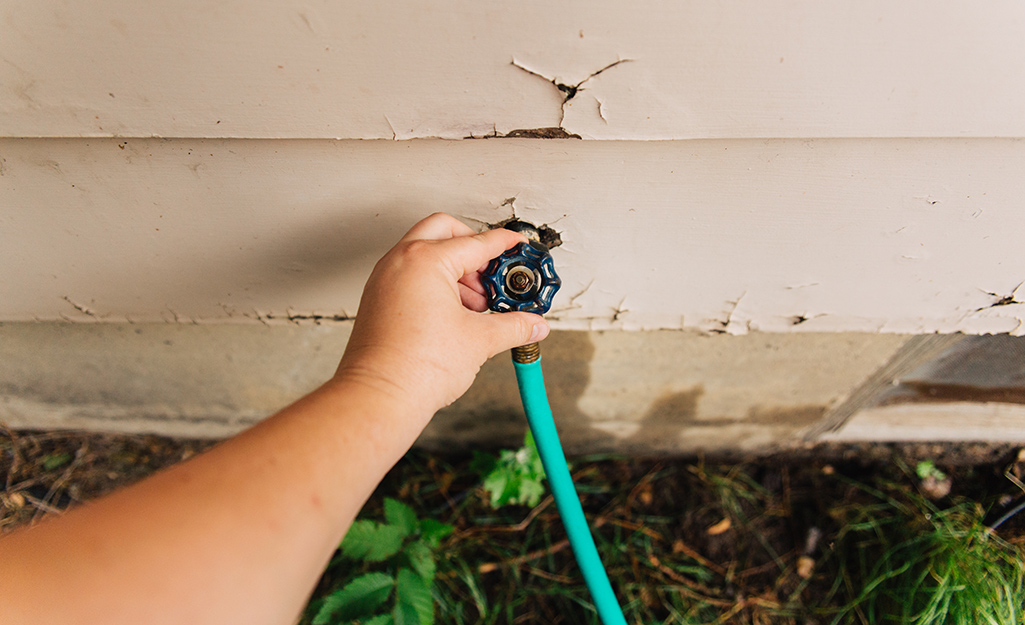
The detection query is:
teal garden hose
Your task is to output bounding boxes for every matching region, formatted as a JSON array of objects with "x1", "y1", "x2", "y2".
[
  {"x1": 512, "y1": 348, "x2": 628, "y2": 625},
  {"x1": 482, "y1": 222, "x2": 628, "y2": 625}
]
